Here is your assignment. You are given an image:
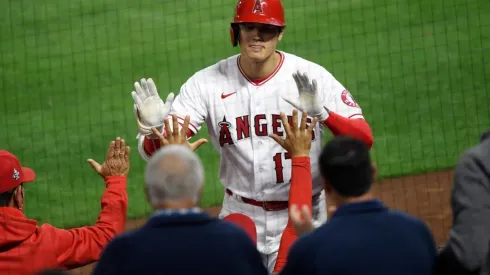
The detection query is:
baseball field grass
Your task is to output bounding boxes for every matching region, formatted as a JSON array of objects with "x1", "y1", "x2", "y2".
[{"x1": 0, "y1": 0, "x2": 489, "y2": 228}]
